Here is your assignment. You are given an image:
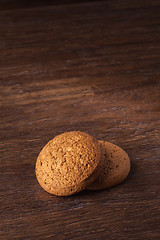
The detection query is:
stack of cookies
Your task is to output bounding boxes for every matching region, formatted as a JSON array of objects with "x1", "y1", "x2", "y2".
[{"x1": 35, "y1": 131, "x2": 130, "y2": 196}]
